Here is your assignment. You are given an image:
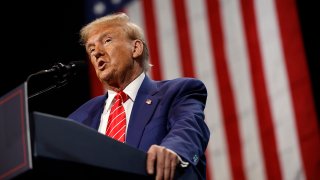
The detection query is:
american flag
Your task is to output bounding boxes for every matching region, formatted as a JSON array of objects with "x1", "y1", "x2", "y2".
[{"x1": 85, "y1": 0, "x2": 320, "y2": 179}]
